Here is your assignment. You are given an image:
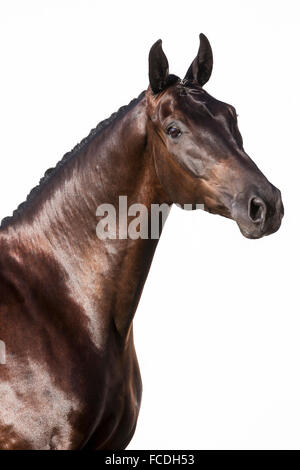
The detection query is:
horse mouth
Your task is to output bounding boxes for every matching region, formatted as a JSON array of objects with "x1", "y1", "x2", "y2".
[
  {"x1": 239, "y1": 228, "x2": 265, "y2": 239},
  {"x1": 237, "y1": 217, "x2": 283, "y2": 240}
]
